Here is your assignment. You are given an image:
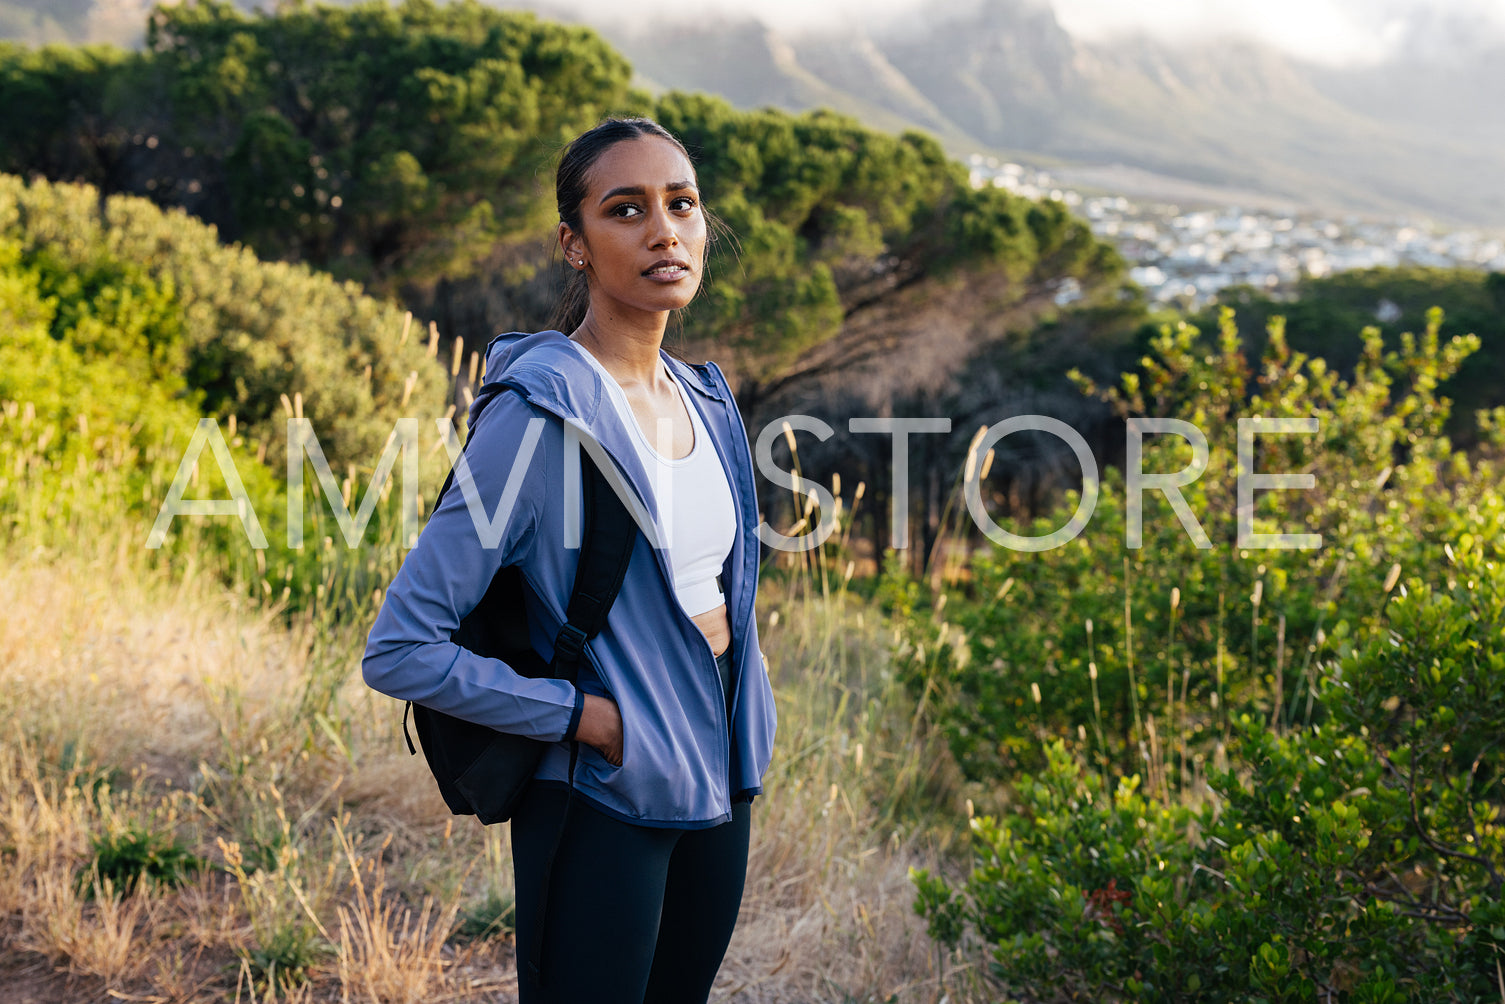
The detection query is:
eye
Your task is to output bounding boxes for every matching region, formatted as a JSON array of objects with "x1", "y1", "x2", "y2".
[
  {"x1": 672, "y1": 195, "x2": 698, "y2": 211},
  {"x1": 611, "y1": 202, "x2": 641, "y2": 218}
]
